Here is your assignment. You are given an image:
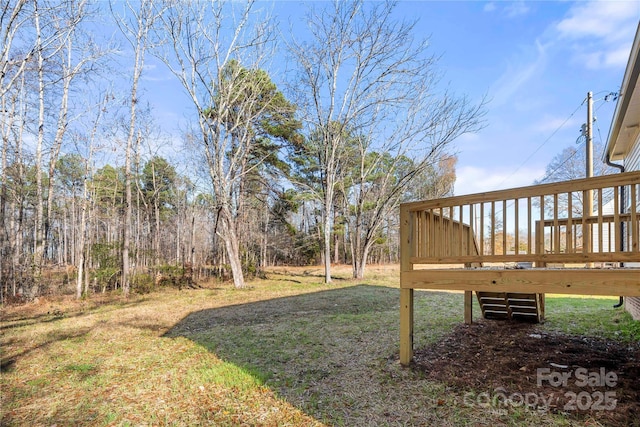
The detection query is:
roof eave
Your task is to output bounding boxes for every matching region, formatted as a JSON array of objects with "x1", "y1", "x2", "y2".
[{"x1": 605, "y1": 21, "x2": 640, "y2": 162}]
